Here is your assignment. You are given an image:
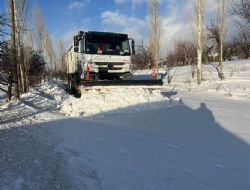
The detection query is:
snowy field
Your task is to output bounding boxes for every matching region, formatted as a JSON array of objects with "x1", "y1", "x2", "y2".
[
  {"x1": 1, "y1": 59, "x2": 250, "y2": 190},
  {"x1": 164, "y1": 59, "x2": 250, "y2": 100}
]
